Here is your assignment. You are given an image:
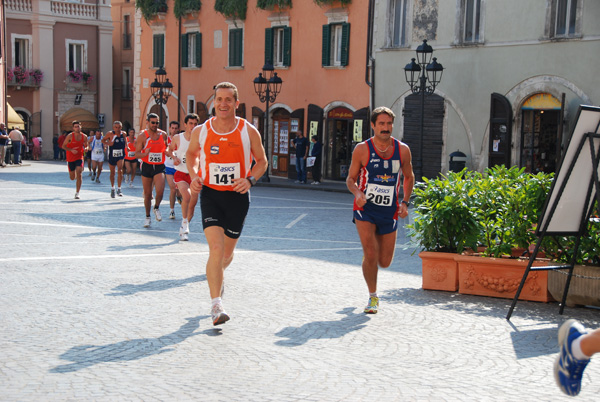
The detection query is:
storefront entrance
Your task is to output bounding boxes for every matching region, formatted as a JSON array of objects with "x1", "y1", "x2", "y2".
[
  {"x1": 520, "y1": 93, "x2": 562, "y2": 173},
  {"x1": 325, "y1": 107, "x2": 353, "y2": 180}
]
